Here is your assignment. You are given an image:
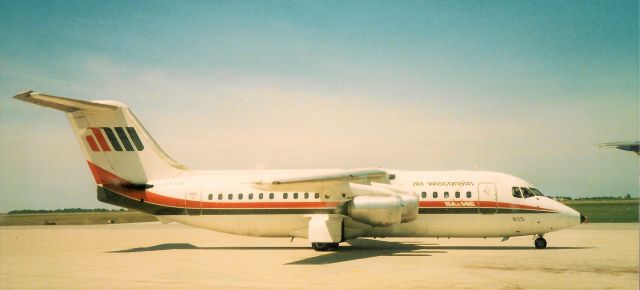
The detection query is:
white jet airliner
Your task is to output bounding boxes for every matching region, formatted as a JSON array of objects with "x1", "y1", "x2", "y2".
[{"x1": 13, "y1": 91, "x2": 586, "y2": 251}]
